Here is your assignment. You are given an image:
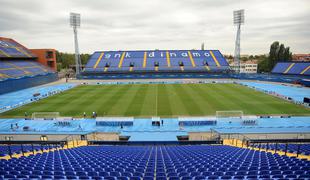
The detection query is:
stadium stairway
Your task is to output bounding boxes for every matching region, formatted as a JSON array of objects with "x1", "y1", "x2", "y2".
[
  {"x1": 209, "y1": 51, "x2": 220, "y2": 67},
  {"x1": 283, "y1": 63, "x2": 295, "y2": 74},
  {"x1": 165, "y1": 51, "x2": 171, "y2": 67},
  {"x1": 223, "y1": 139, "x2": 310, "y2": 161},
  {"x1": 188, "y1": 51, "x2": 196, "y2": 67},
  {"x1": 143, "y1": 52, "x2": 147, "y2": 68},
  {"x1": 0, "y1": 140, "x2": 87, "y2": 160},
  {"x1": 301, "y1": 66, "x2": 310, "y2": 75},
  {"x1": 118, "y1": 52, "x2": 126, "y2": 68},
  {"x1": 0, "y1": 73, "x2": 10, "y2": 79},
  {"x1": 93, "y1": 52, "x2": 104, "y2": 69}
]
